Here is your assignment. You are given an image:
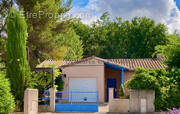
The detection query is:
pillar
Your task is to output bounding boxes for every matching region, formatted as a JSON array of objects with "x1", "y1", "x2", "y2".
[
  {"x1": 50, "y1": 88, "x2": 55, "y2": 112},
  {"x1": 121, "y1": 68, "x2": 124, "y2": 86},
  {"x1": 24, "y1": 88, "x2": 38, "y2": 114}
]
